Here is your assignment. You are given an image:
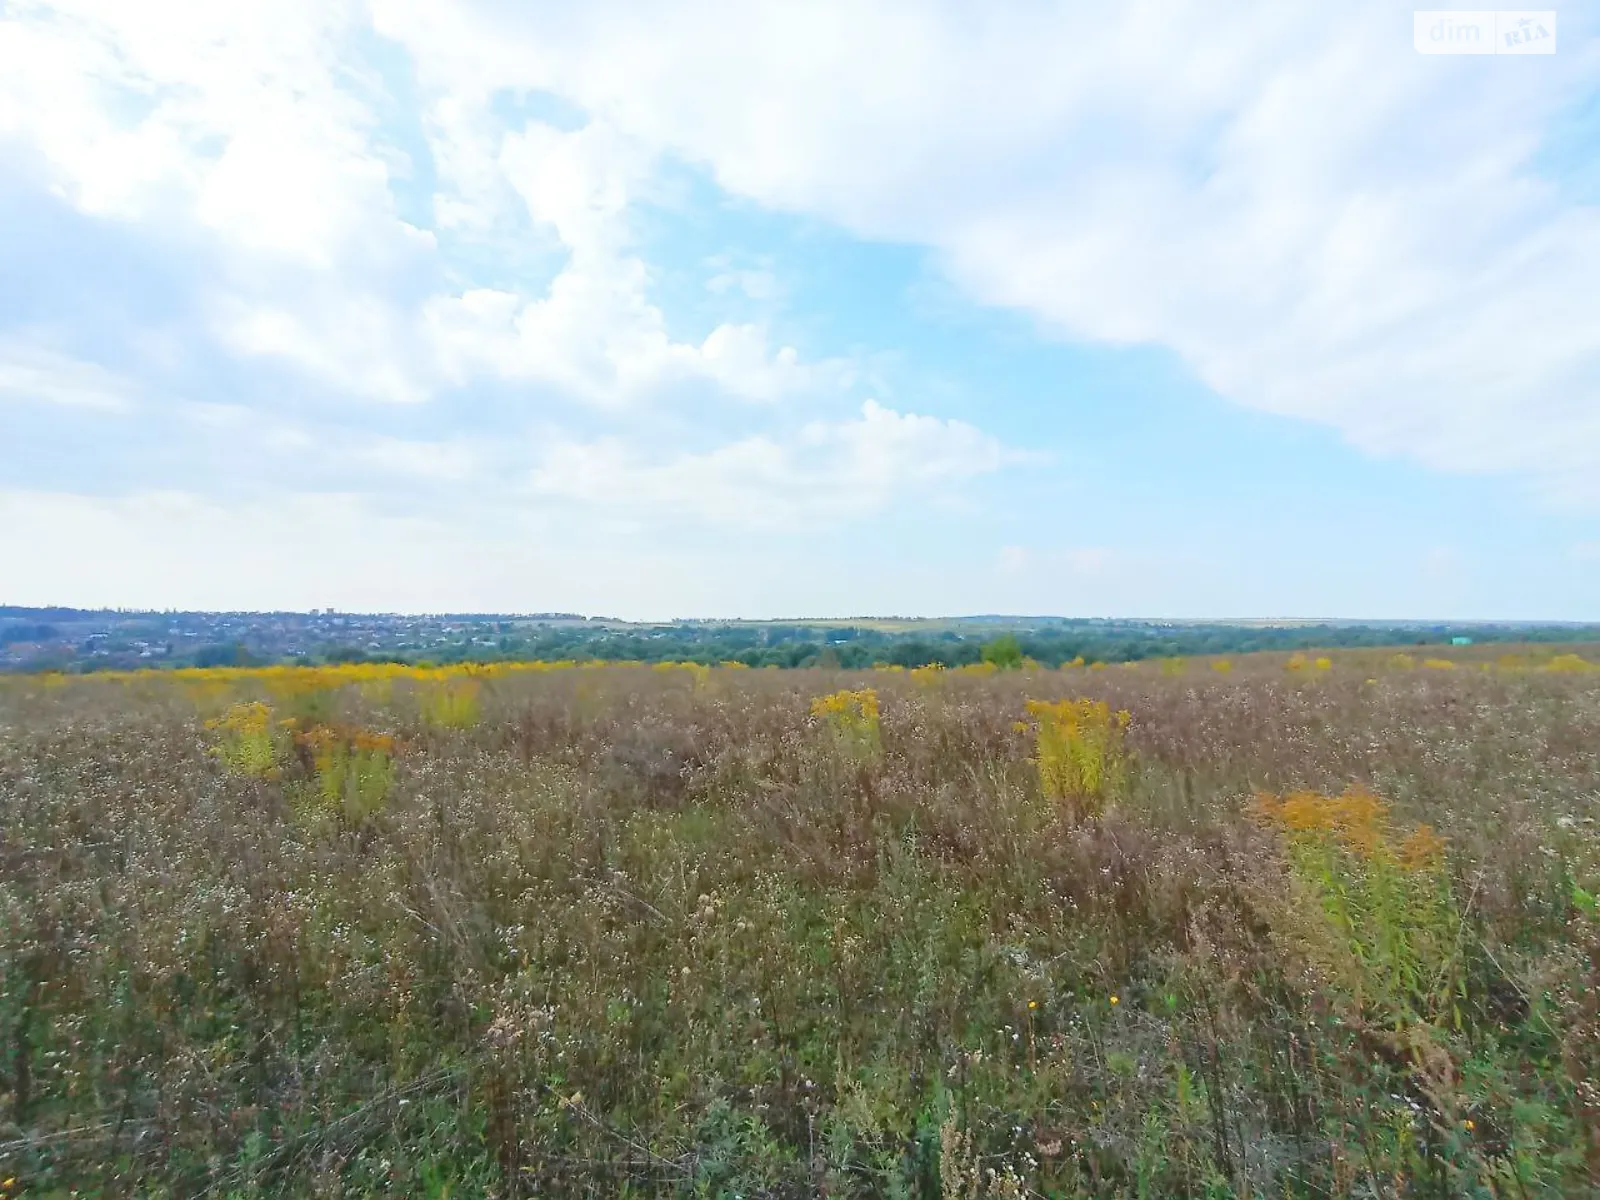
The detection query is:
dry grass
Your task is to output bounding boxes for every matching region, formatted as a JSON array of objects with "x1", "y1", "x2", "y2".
[{"x1": 2, "y1": 652, "x2": 1599, "y2": 1196}]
